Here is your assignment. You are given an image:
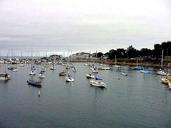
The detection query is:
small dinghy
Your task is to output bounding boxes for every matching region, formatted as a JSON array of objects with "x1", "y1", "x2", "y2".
[
  {"x1": 29, "y1": 70, "x2": 36, "y2": 75},
  {"x1": 59, "y1": 71, "x2": 66, "y2": 76},
  {"x1": 86, "y1": 73, "x2": 95, "y2": 79},
  {"x1": 121, "y1": 72, "x2": 128, "y2": 76},
  {"x1": 66, "y1": 75, "x2": 74, "y2": 82},
  {"x1": 27, "y1": 79, "x2": 42, "y2": 88},
  {"x1": 38, "y1": 70, "x2": 45, "y2": 78}
]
